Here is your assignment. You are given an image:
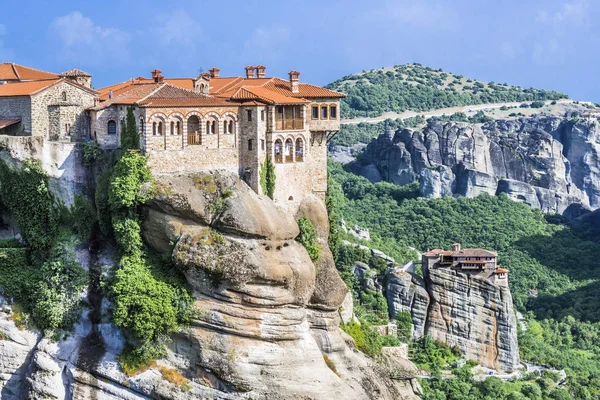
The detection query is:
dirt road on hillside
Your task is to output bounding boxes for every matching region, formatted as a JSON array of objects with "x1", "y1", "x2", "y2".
[{"x1": 341, "y1": 99, "x2": 573, "y2": 125}]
